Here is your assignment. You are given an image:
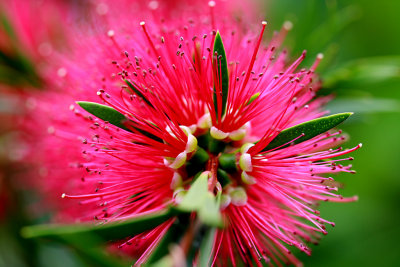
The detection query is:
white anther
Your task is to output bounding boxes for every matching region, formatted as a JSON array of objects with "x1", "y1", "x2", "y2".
[
  {"x1": 239, "y1": 153, "x2": 253, "y2": 172},
  {"x1": 197, "y1": 113, "x2": 211, "y2": 129},
  {"x1": 168, "y1": 151, "x2": 187, "y2": 169},
  {"x1": 229, "y1": 187, "x2": 247, "y2": 206},
  {"x1": 240, "y1": 143, "x2": 254, "y2": 154},
  {"x1": 185, "y1": 134, "x2": 198, "y2": 153},
  {"x1": 220, "y1": 194, "x2": 231, "y2": 210},
  {"x1": 170, "y1": 172, "x2": 183, "y2": 190},
  {"x1": 241, "y1": 171, "x2": 256, "y2": 185},
  {"x1": 179, "y1": 125, "x2": 192, "y2": 136},
  {"x1": 229, "y1": 128, "x2": 246, "y2": 141},
  {"x1": 173, "y1": 188, "x2": 186, "y2": 204},
  {"x1": 188, "y1": 124, "x2": 197, "y2": 134},
  {"x1": 210, "y1": 126, "x2": 229, "y2": 140}
]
